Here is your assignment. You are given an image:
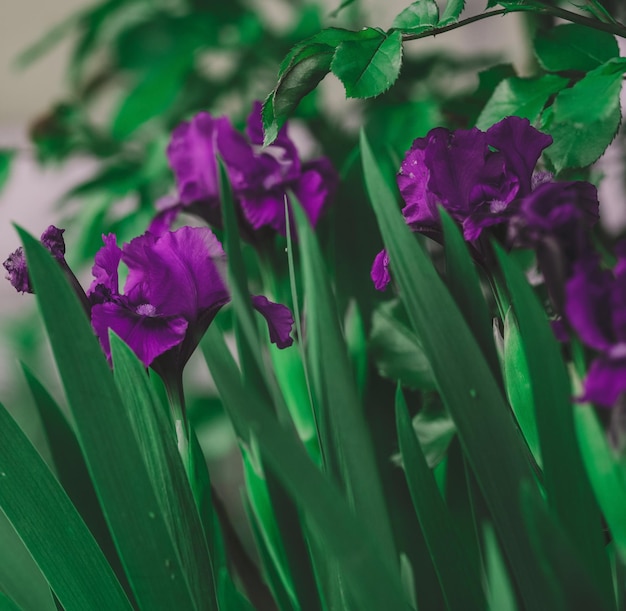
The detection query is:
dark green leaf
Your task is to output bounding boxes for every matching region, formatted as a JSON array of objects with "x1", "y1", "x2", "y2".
[
  {"x1": 360, "y1": 130, "x2": 557, "y2": 610},
  {"x1": 396, "y1": 387, "x2": 486, "y2": 610},
  {"x1": 534, "y1": 24, "x2": 619, "y2": 73},
  {"x1": 331, "y1": 28, "x2": 403, "y2": 98},
  {"x1": 0, "y1": 402, "x2": 132, "y2": 610},
  {"x1": 369, "y1": 300, "x2": 435, "y2": 390},
  {"x1": 291, "y1": 195, "x2": 398, "y2": 572},
  {"x1": 484, "y1": 523, "x2": 518, "y2": 611},
  {"x1": 496, "y1": 245, "x2": 613, "y2": 606},
  {"x1": 201, "y1": 326, "x2": 410, "y2": 611},
  {"x1": 0, "y1": 151, "x2": 14, "y2": 194},
  {"x1": 217, "y1": 569, "x2": 256, "y2": 611},
  {"x1": 109, "y1": 334, "x2": 218, "y2": 610},
  {"x1": 521, "y1": 481, "x2": 613, "y2": 611},
  {"x1": 476, "y1": 75, "x2": 567, "y2": 130},
  {"x1": 18, "y1": 227, "x2": 202, "y2": 610},
  {"x1": 392, "y1": 1, "x2": 439, "y2": 32},
  {"x1": 411, "y1": 397, "x2": 456, "y2": 468},
  {"x1": 439, "y1": 0, "x2": 466, "y2": 25},
  {"x1": 0, "y1": 591, "x2": 21, "y2": 611}
]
